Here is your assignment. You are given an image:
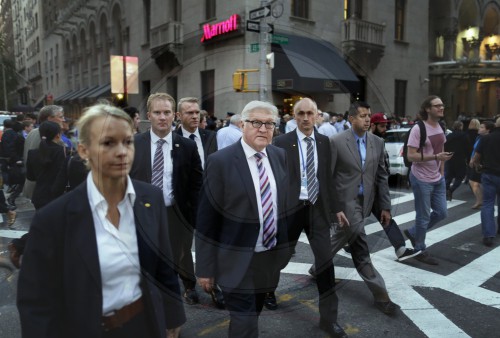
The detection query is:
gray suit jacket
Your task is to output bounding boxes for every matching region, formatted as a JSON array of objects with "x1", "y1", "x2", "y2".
[{"x1": 330, "y1": 130, "x2": 390, "y2": 224}]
